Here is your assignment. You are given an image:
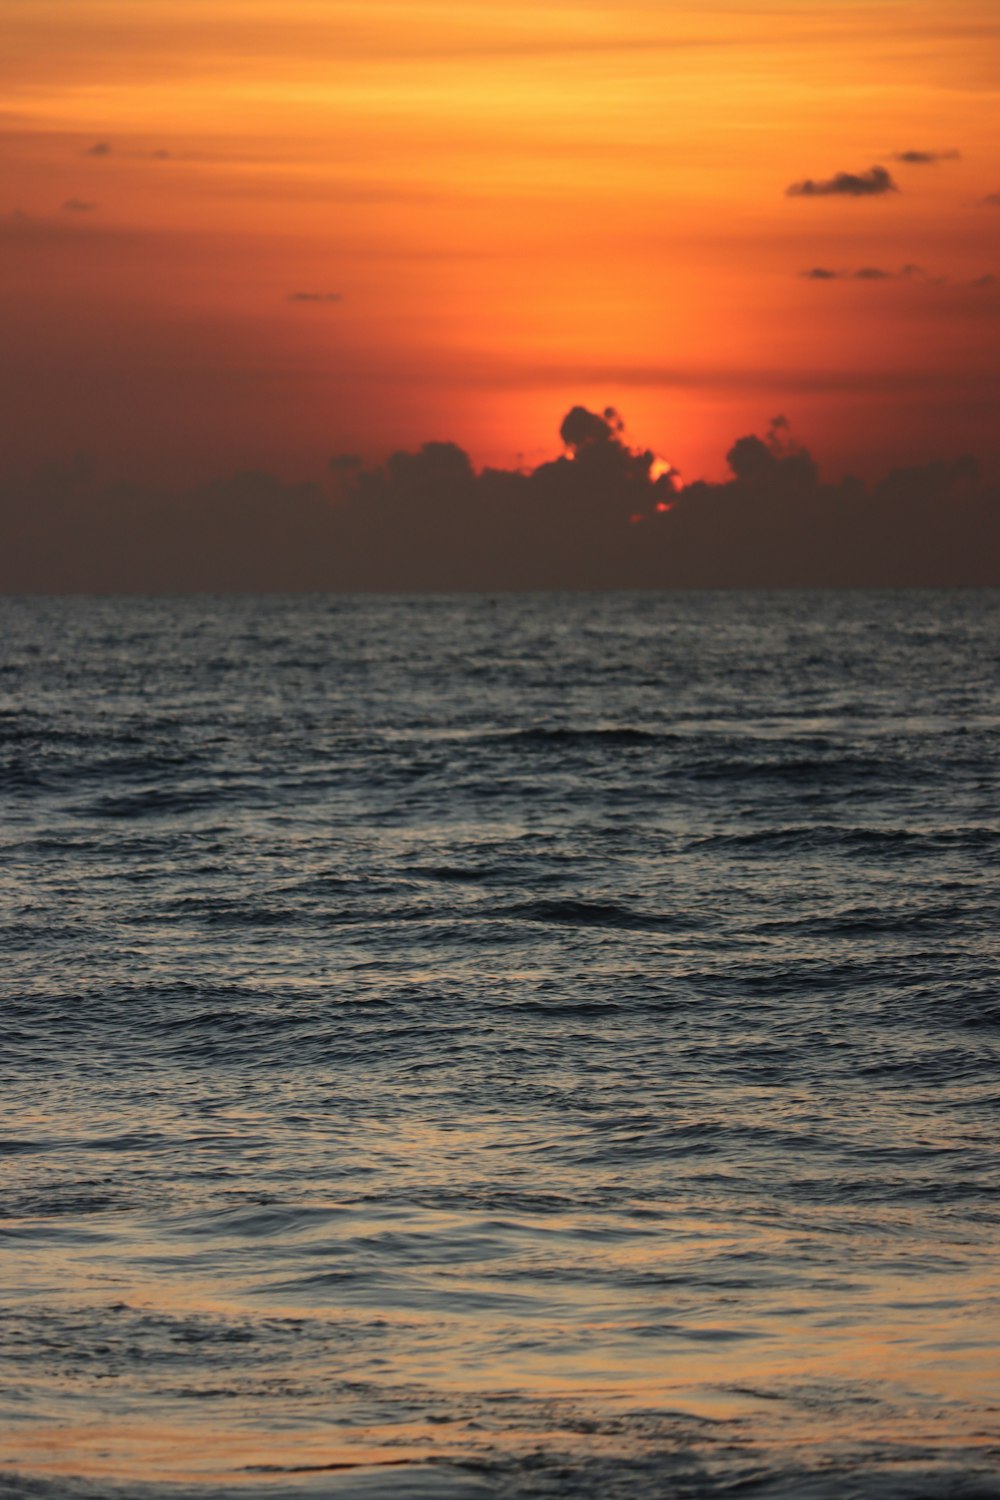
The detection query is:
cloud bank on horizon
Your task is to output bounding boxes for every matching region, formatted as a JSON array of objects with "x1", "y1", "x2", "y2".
[{"x1": 2, "y1": 407, "x2": 996, "y2": 593}]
